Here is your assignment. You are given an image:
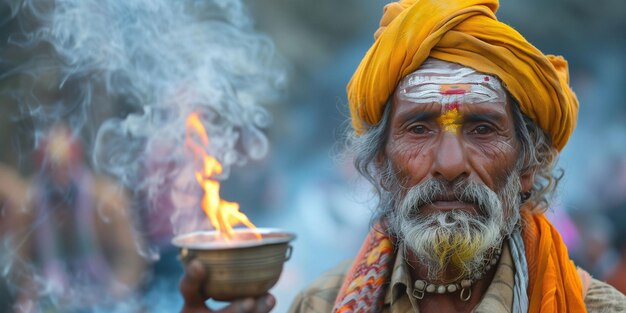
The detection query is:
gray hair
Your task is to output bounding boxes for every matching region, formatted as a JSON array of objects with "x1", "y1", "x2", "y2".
[{"x1": 346, "y1": 98, "x2": 561, "y2": 219}]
